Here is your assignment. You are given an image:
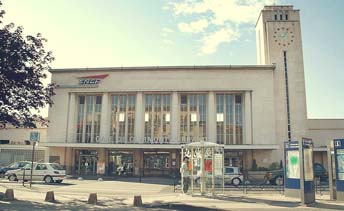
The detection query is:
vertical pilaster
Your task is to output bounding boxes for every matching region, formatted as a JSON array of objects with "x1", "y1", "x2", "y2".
[
  {"x1": 171, "y1": 92, "x2": 179, "y2": 144},
  {"x1": 135, "y1": 92, "x2": 143, "y2": 143},
  {"x1": 244, "y1": 91, "x2": 253, "y2": 144},
  {"x1": 100, "y1": 93, "x2": 110, "y2": 142},
  {"x1": 208, "y1": 92, "x2": 216, "y2": 143},
  {"x1": 66, "y1": 93, "x2": 76, "y2": 143}
]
